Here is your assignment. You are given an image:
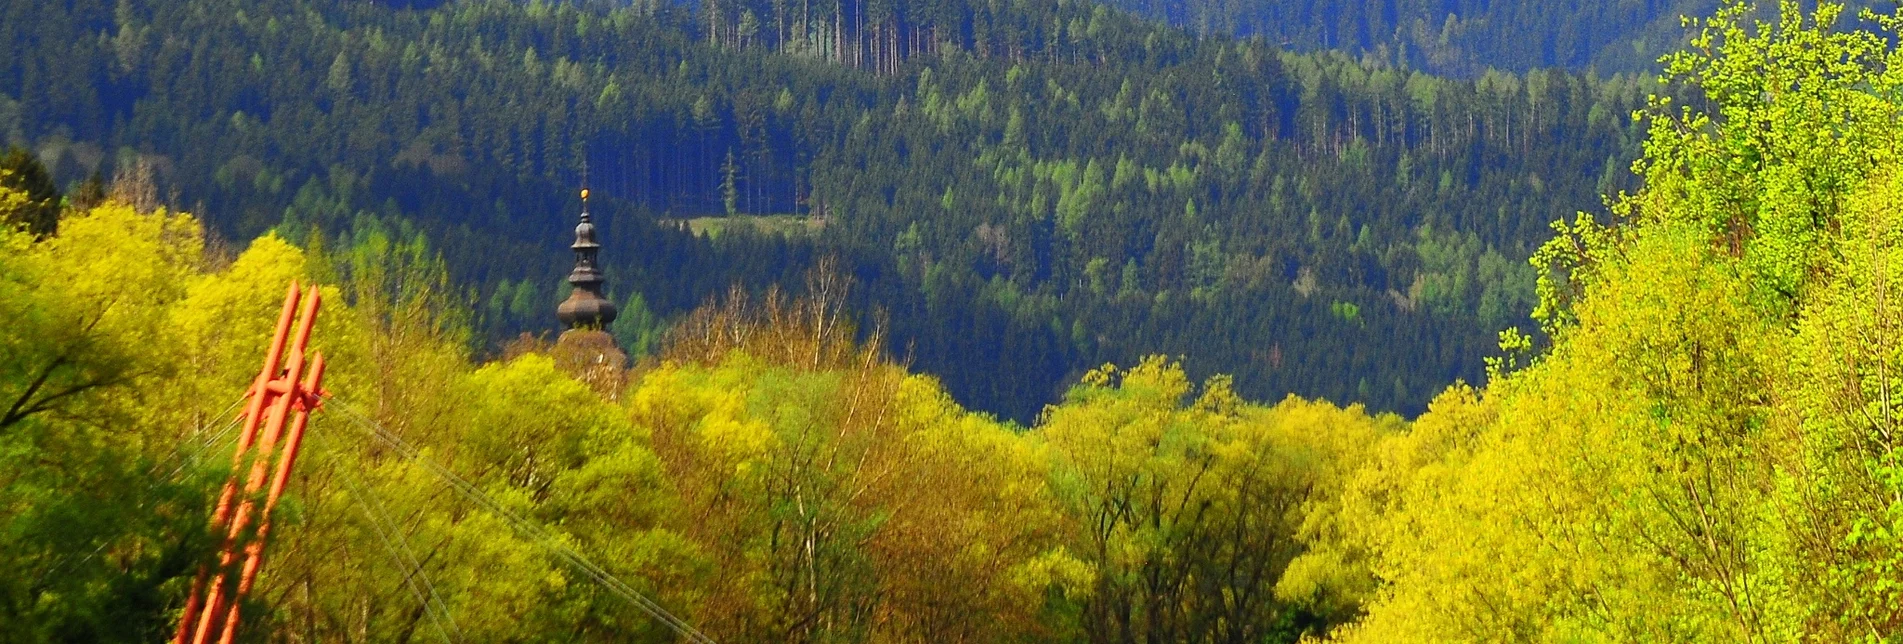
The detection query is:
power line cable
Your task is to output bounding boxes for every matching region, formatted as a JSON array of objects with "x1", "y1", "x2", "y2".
[
  {"x1": 161, "y1": 396, "x2": 251, "y2": 481},
  {"x1": 37, "y1": 396, "x2": 248, "y2": 588},
  {"x1": 323, "y1": 401, "x2": 717, "y2": 644},
  {"x1": 314, "y1": 427, "x2": 463, "y2": 643},
  {"x1": 326, "y1": 402, "x2": 715, "y2": 643}
]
